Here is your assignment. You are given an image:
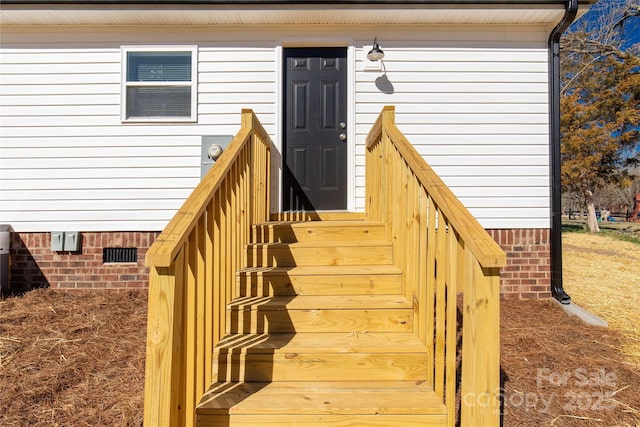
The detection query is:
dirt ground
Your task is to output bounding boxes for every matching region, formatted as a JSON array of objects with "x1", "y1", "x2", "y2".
[{"x1": 1, "y1": 266, "x2": 639, "y2": 426}]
